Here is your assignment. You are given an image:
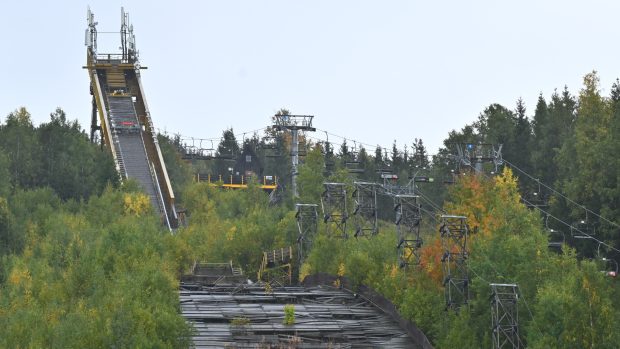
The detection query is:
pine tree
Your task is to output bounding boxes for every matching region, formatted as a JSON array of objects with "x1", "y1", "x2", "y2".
[
  {"x1": 213, "y1": 128, "x2": 241, "y2": 176},
  {"x1": 530, "y1": 93, "x2": 553, "y2": 183},
  {"x1": 512, "y1": 97, "x2": 533, "y2": 173}
]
